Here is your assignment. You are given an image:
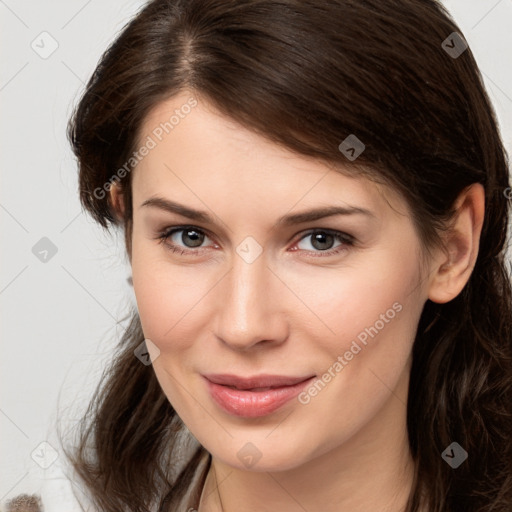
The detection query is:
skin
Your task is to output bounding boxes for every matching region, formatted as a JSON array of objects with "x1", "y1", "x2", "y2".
[{"x1": 110, "y1": 90, "x2": 485, "y2": 512}]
